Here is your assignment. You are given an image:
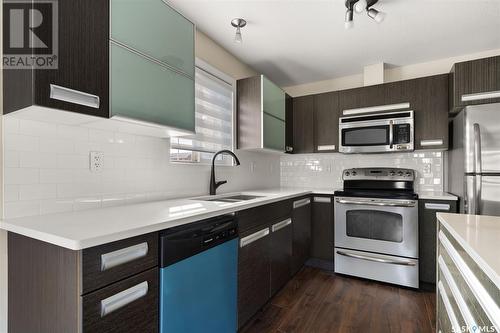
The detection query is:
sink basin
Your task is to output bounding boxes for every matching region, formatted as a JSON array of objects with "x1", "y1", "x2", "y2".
[{"x1": 198, "y1": 194, "x2": 264, "y2": 203}]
